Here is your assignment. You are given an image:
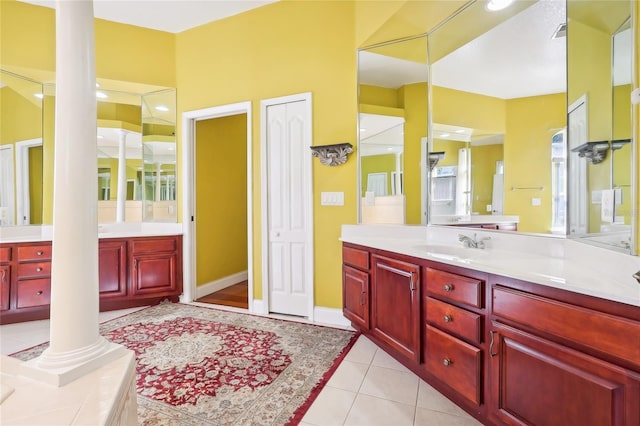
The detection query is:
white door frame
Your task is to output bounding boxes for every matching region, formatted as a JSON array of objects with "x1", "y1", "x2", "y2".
[
  {"x1": 181, "y1": 102, "x2": 253, "y2": 309},
  {"x1": 0, "y1": 144, "x2": 16, "y2": 225},
  {"x1": 15, "y1": 138, "x2": 43, "y2": 225},
  {"x1": 260, "y1": 92, "x2": 314, "y2": 319},
  {"x1": 568, "y1": 94, "x2": 588, "y2": 235}
]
